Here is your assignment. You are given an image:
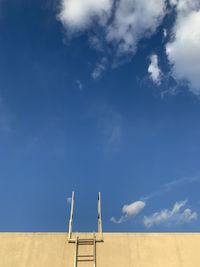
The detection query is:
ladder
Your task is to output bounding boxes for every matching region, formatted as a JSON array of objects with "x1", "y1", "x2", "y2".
[
  {"x1": 67, "y1": 192, "x2": 103, "y2": 267},
  {"x1": 73, "y1": 235, "x2": 96, "y2": 267}
]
